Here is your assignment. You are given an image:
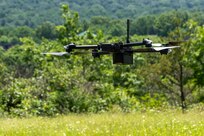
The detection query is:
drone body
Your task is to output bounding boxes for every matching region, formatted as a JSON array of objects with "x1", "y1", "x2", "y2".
[
  {"x1": 43, "y1": 19, "x2": 180, "y2": 64},
  {"x1": 63, "y1": 39, "x2": 179, "y2": 64}
]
